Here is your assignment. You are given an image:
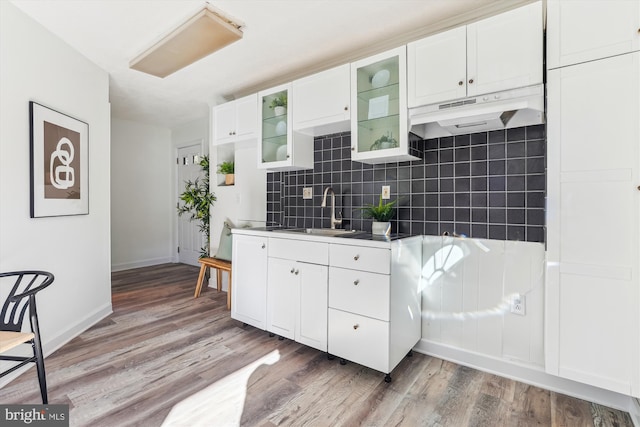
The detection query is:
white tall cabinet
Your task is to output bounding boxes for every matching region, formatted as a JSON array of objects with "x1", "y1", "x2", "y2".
[{"x1": 546, "y1": 0, "x2": 640, "y2": 397}]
